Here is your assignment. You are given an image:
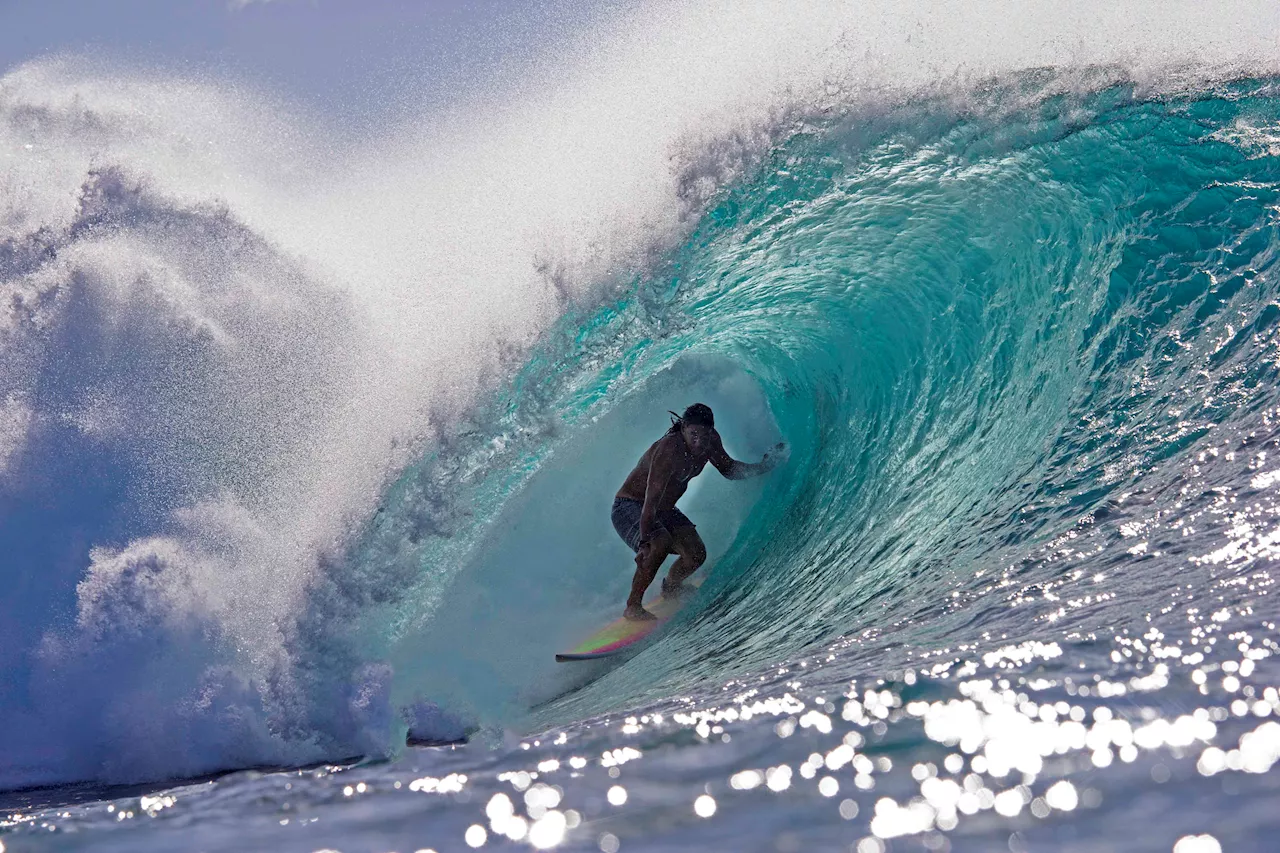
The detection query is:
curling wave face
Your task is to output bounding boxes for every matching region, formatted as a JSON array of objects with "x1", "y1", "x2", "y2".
[
  {"x1": 316, "y1": 76, "x2": 1280, "y2": 851},
  {"x1": 487, "y1": 76, "x2": 1280, "y2": 727},
  {"x1": 363, "y1": 71, "x2": 1280, "y2": 760}
]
